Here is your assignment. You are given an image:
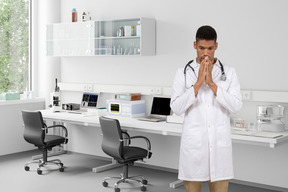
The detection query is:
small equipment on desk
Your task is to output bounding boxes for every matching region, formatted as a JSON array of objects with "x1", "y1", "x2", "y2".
[
  {"x1": 107, "y1": 99, "x2": 145, "y2": 118},
  {"x1": 62, "y1": 103, "x2": 80, "y2": 111},
  {"x1": 257, "y1": 105, "x2": 286, "y2": 132},
  {"x1": 137, "y1": 96, "x2": 171, "y2": 122},
  {"x1": 115, "y1": 93, "x2": 141, "y2": 101},
  {"x1": 50, "y1": 78, "x2": 61, "y2": 112}
]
